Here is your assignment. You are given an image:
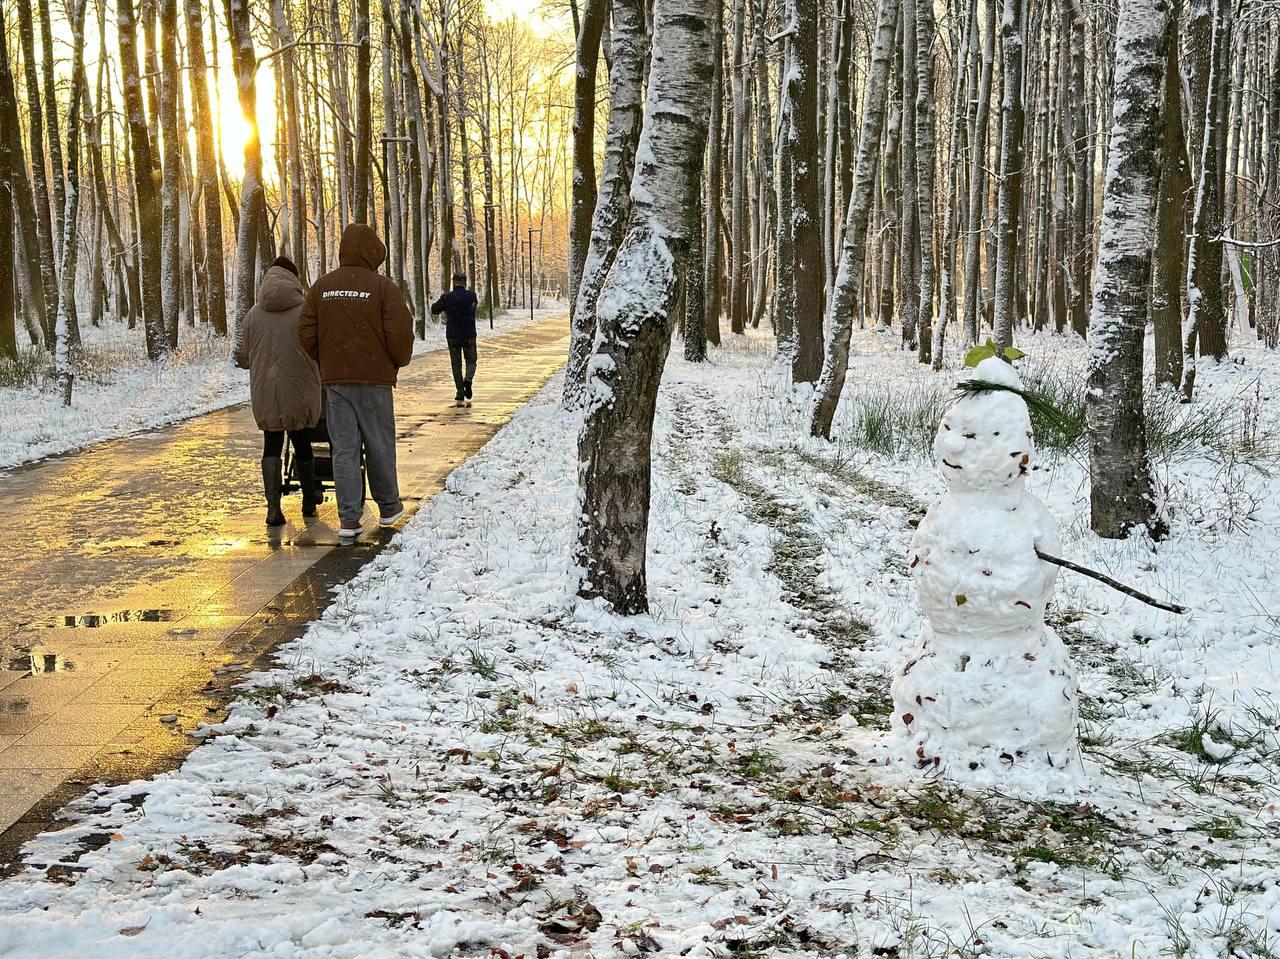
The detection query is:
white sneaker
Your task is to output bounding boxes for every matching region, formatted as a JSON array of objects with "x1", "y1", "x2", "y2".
[
  {"x1": 378, "y1": 506, "x2": 406, "y2": 527},
  {"x1": 338, "y1": 523, "x2": 362, "y2": 540}
]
